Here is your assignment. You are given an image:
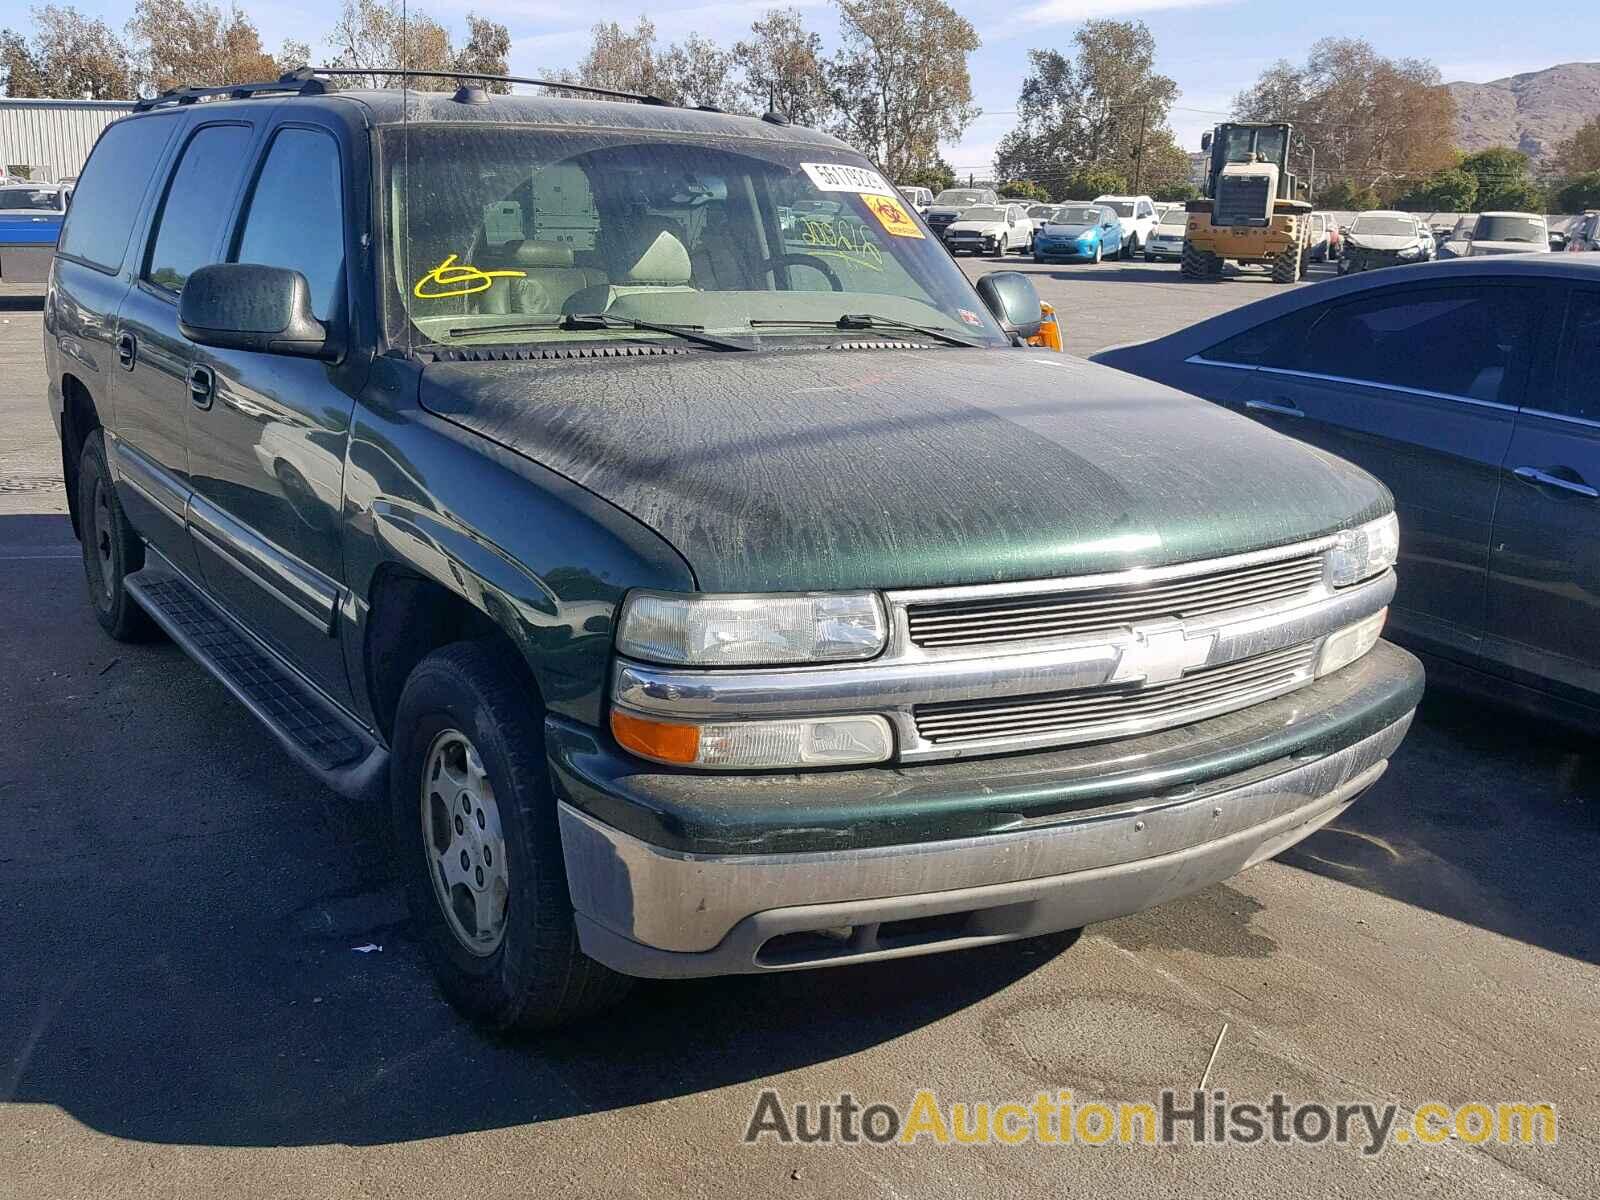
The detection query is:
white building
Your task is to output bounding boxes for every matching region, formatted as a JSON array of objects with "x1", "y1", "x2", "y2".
[{"x1": 0, "y1": 98, "x2": 136, "y2": 181}]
